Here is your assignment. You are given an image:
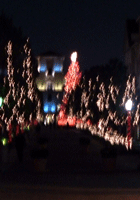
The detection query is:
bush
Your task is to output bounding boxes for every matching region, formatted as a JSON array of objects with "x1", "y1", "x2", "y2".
[
  {"x1": 101, "y1": 146, "x2": 117, "y2": 158},
  {"x1": 79, "y1": 137, "x2": 90, "y2": 145}
]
